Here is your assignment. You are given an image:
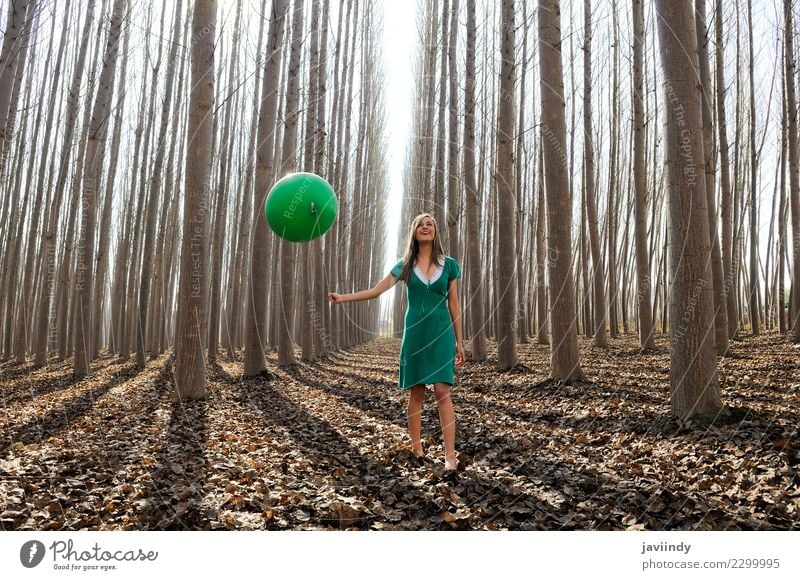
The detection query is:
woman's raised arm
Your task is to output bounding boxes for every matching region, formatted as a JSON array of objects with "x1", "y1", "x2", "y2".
[{"x1": 328, "y1": 273, "x2": 398, "y2": 304}]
